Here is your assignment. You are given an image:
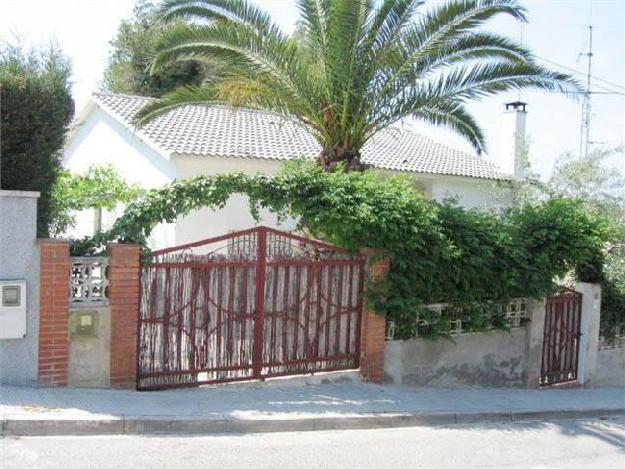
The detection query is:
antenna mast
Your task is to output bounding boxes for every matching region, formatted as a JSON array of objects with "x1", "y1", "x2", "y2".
[{"x1": 579, "y1": 25, "x2": 593, "y2": 159}]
